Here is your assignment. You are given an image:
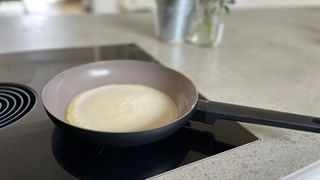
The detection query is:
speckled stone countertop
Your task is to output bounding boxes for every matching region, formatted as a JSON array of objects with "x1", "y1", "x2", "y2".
[{"x1": 1, "y1": 7, "x2": 320, "y2": 180}]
